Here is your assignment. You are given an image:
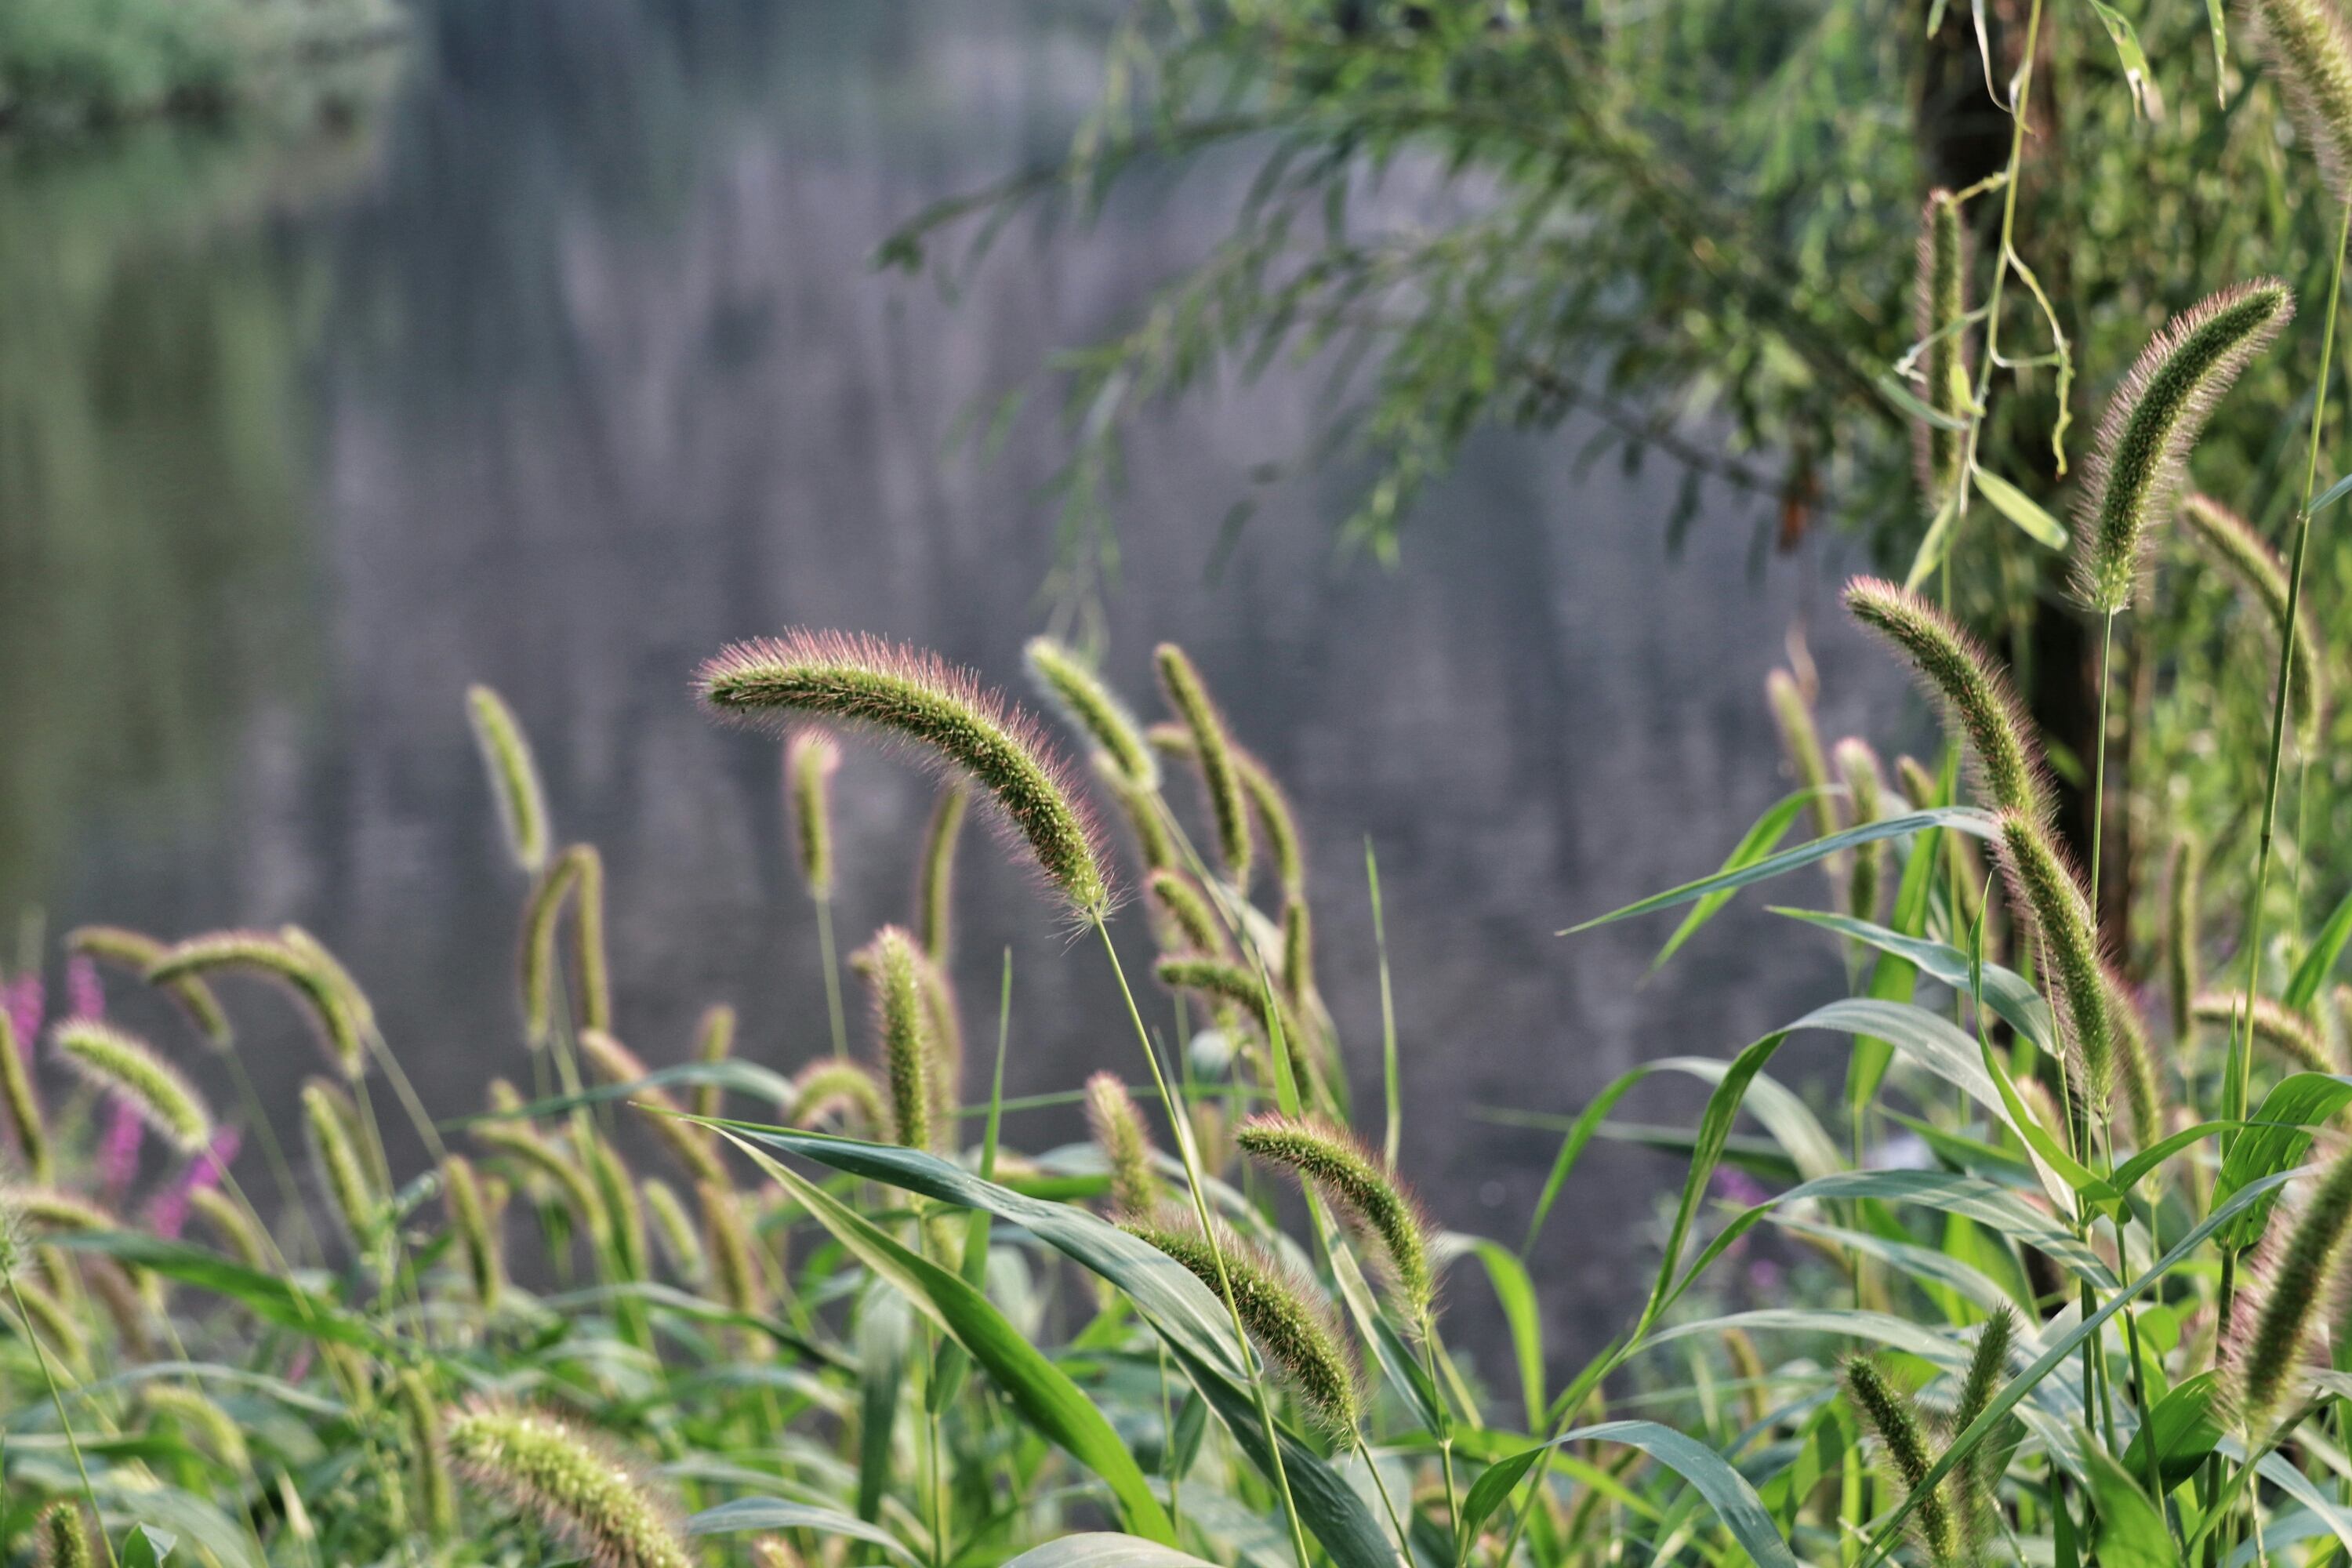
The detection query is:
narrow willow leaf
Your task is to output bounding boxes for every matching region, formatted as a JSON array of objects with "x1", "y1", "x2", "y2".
[
  {"x1": 1564, "y1": 808, "x2": 1998, "y2": 932},
  {"x1": 1973, "y1": 467, "x2": 2069, "y2": 549},
  {"x1": 721, "y1": 1132, "x2": 1176, "y2": 1544}
]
